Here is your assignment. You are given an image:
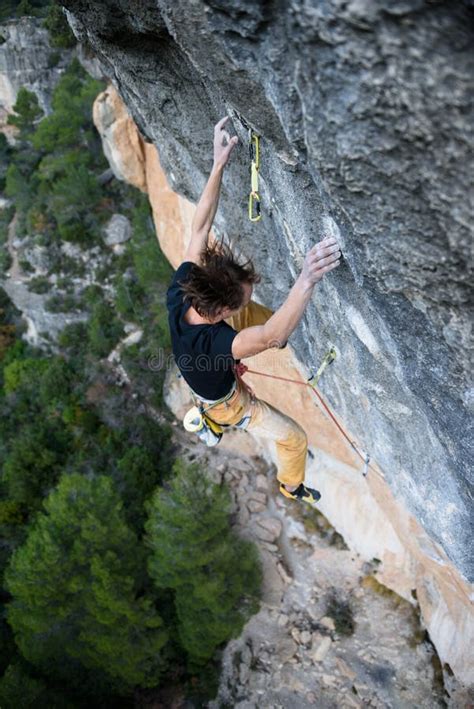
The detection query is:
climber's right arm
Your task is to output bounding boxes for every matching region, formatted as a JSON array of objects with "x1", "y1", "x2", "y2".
[
  {"x1": 185, "y1": 164, "x2": 224, "y2": 264},
  {"x1": 231, "y1": 237, "x2": 341, "y2": 359},
  {"x1": 183, "y1": 116, "x2": 238, "y2": 265}
]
